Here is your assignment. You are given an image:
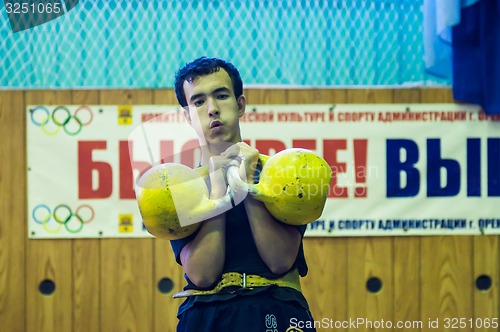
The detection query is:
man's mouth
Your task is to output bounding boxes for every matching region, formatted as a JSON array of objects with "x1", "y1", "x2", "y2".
[{"x1": 210, "y1": 121, "x2": 223, "y2": 129}]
